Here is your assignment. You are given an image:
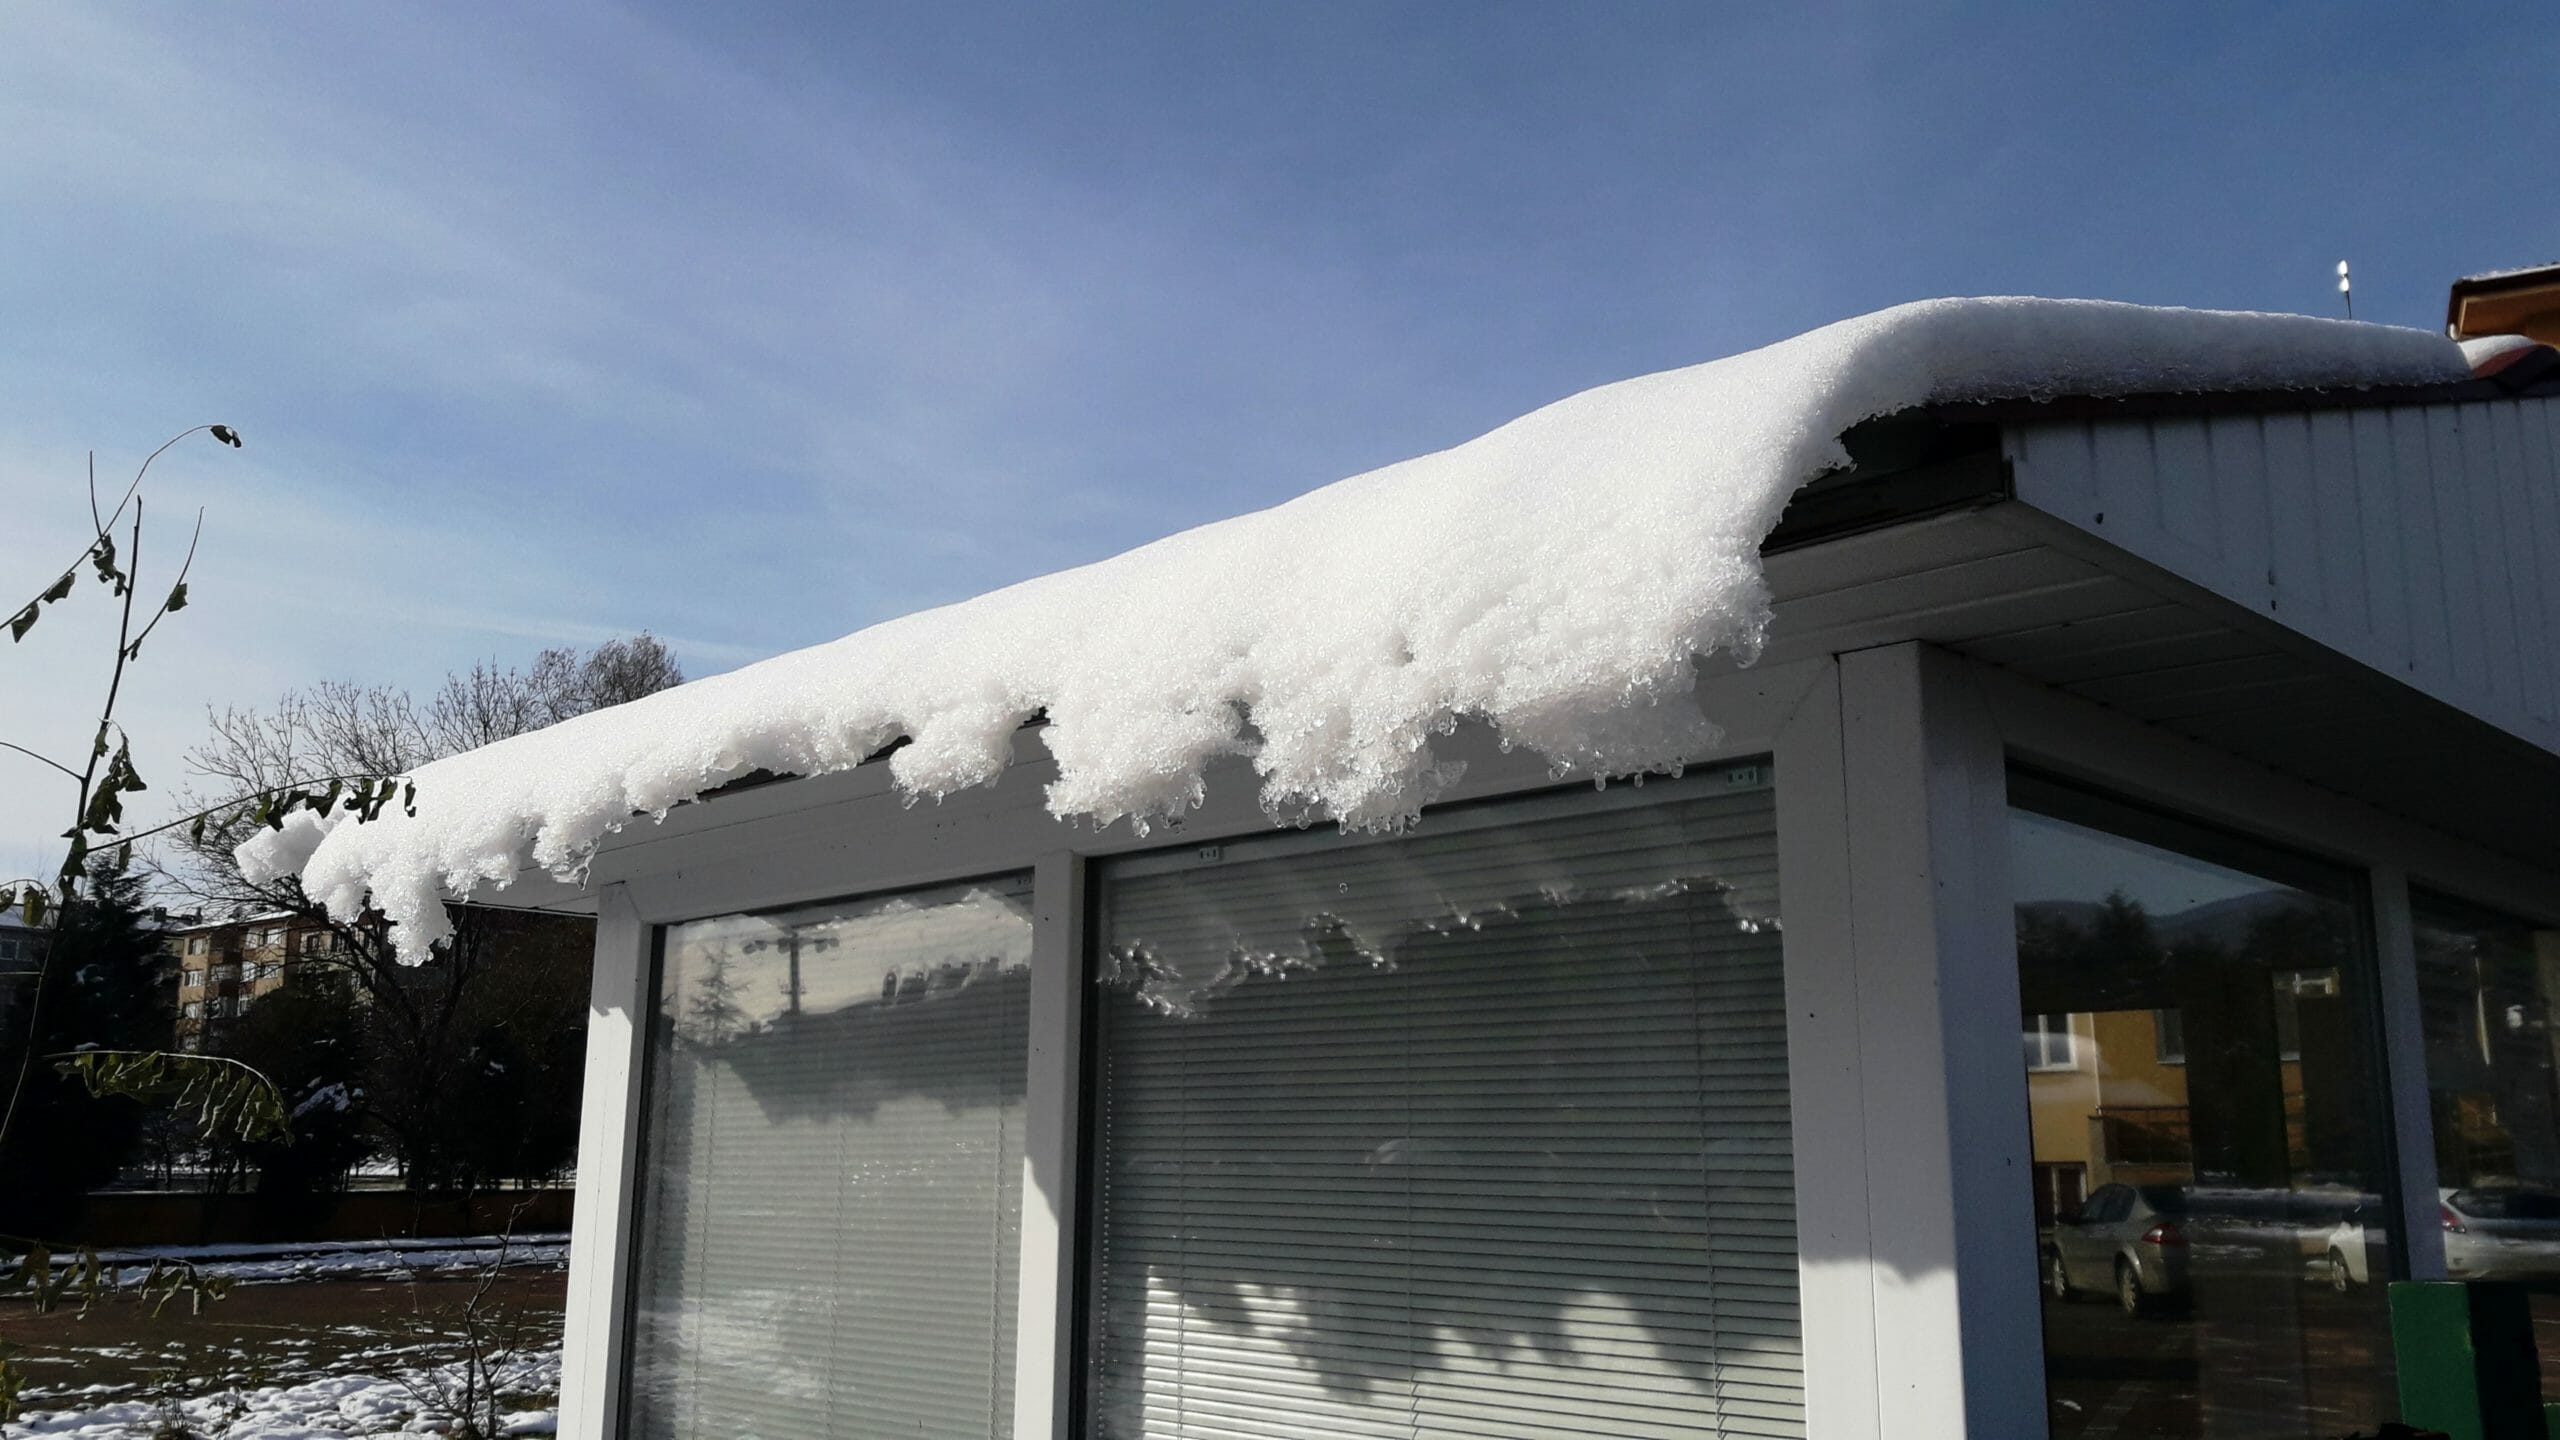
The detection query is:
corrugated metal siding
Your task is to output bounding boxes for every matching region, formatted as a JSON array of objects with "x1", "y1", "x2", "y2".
[{"x1": 2005, "y1": 397, "x2": 2560, "y2": 759}]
